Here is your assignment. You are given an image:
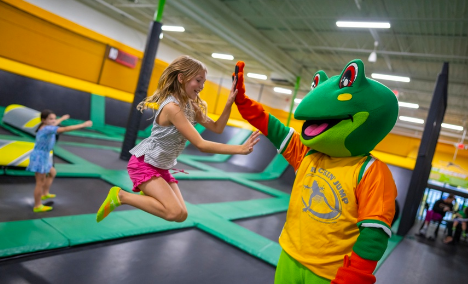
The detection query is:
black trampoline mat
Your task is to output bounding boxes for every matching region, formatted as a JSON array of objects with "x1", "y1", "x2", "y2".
[
  {"x1": 183, "y1": 126, "x2": 241, "y2": 156},
  {"x1": 375, "y1": 221, "x2": 468, "y2": 284},
  {"x1": 0, "y1": 229, "x2": 275, "y2": 284},
  {"x1": 235, "y1": 212, "x2": 287, "y2": 242},
  {"x1": 60, "y1": 145, "x2": 128, "y2": 170},
  {"x1": 53, "y1": 155, "x2": 70, "y2": 164},
  {"x1": 0, "y1": 176, "x2": 131, "y2": 222},
  {"x1": 177, "y1": 180, "x2": 272, "y2": 204},
  {"x1": 58, "y1": 134, "x2": 123, "y2": 148}
]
